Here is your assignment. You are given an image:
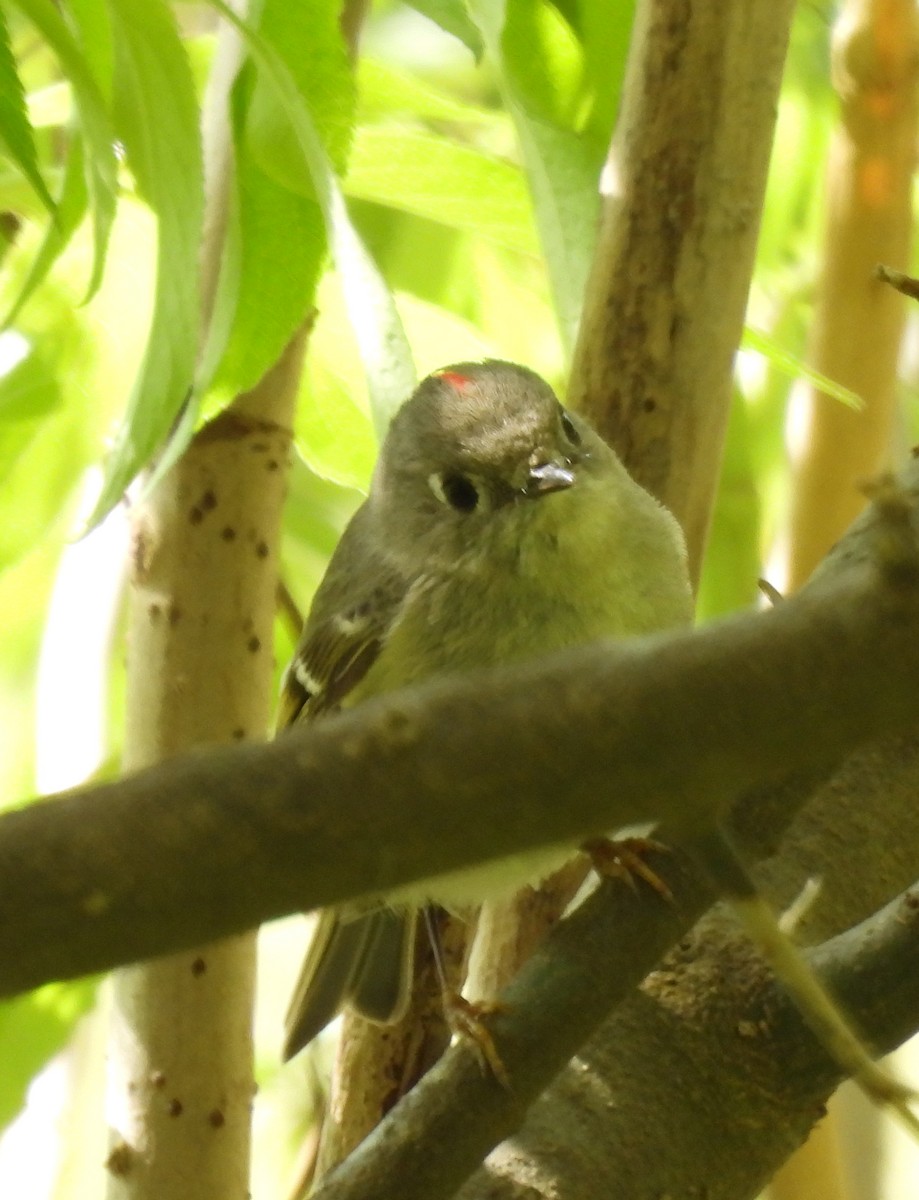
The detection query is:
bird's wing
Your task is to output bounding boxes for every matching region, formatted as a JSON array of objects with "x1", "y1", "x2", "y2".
[
  {"x1": 278, "y1": 511, "x2": 418, "y2": 1057},
  {"x1": 277, "y1": 510, "x2": 410, "y2": 728},
  {"x1": 282, "y1": 908, "x2": 418, "y2": 1061}
]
